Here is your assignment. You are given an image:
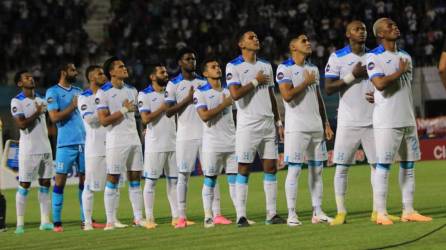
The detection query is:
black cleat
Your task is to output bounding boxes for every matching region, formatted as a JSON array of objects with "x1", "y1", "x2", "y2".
[
  {"x1": 237, "y1": 217, "x2": 250, "y2": 228},
  {"x1": 265, "y1": 214, "x2": 286, "y2": 225}
]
